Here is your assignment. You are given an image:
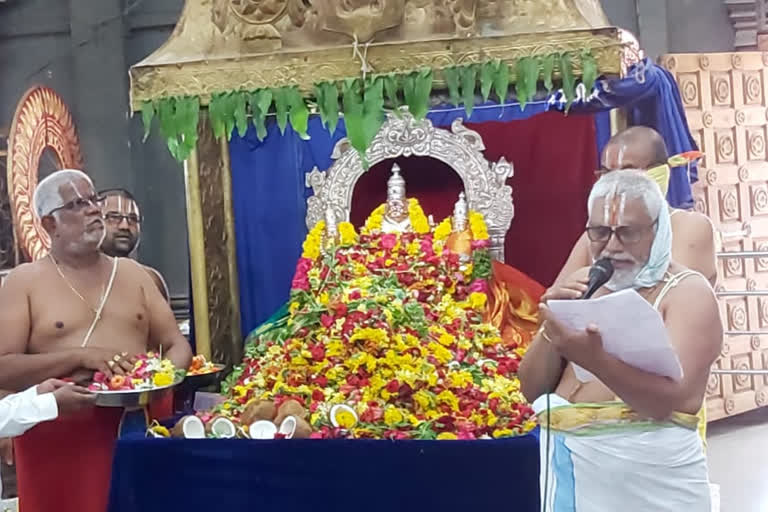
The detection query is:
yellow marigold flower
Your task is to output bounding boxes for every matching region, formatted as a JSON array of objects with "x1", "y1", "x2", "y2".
[
  {"x1": 469, "y1": 292, "x2": 488, "y2": 310},
  {"x1": 523, "y1": 419, "x2": 538, "y2": 432},
  {"x1": 233, "y1": 385, "x2": 248, "y2": 398},
  {"x1": 301, "y1": 220, "x2": 325, "y2": 260},
  {"x1": 438, "y1": 332, "x2": 455, "y2": 347},
  {"x1": 426, "y1": 410, "x2": 443, "y2": 420},
  {"x1": 334, "y1": 410, "x2": 358, "y2": 429},
  {"x1": 408, "y1": 414, "x2": 422, "y2": 427},
  {"x1": 469, "y1": 211, "x2": 489, "y2": 241},
  {"x1": 338, "y1": 221, "x2": 357, "y2": 246},
  {"x1": 326, "y1": 340, "x2": 345, "y2": 358},
  {"x1": 349, "y1": 328, "x2": 389, "y2": 346},
  {"x1": 433, "y1": 217, "x2": 452, "y2": 241},
  {"x1": 413, "y1": 390, "x2": 432, "y2": 410},
  {"x1": 492, "y1": 428, "x2": 515, "y2": 439},
  {"x1": 153, "y1": 372, "x2": 173, "y2": 387},
  {"x1": 447, "y1": 370, "x2": 473, "y2": 389},
  {"x1": 407, "y1": 241, "x2": 420, "y2": 256},
  {"x1": 384, "y1": 406, "x2": 404, "y2": 426},
  {"x1": 428, "y1": 342, "x2": 453, "y2": 365},
  {"x1": 408, "y1": 199, "x2": 430, "y2": 234},
  {"x1": 487, "y1": 411, "x2": 499, "y2": 427},
  {"x1": 437, "y1": 390, "x2": 459, "y2": 411},
  {"x1": 437, "y1": 432, "x2": 458, "y2": 440},
  {"x1": 289, "y1": 301, "x2": 300, "y2": 314},
  {"x1": 381, "y1": 390, "x2": 393, "y2": 401},
  {"x1": 310, "y1": 412, "x2": 324, "y2": 426},
  {"x1": 318, "y1": 292, "x2": 330, "y2": 305},
  {"x1": 362, "y1": 204, "x2": 386, "y2": 233}
]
